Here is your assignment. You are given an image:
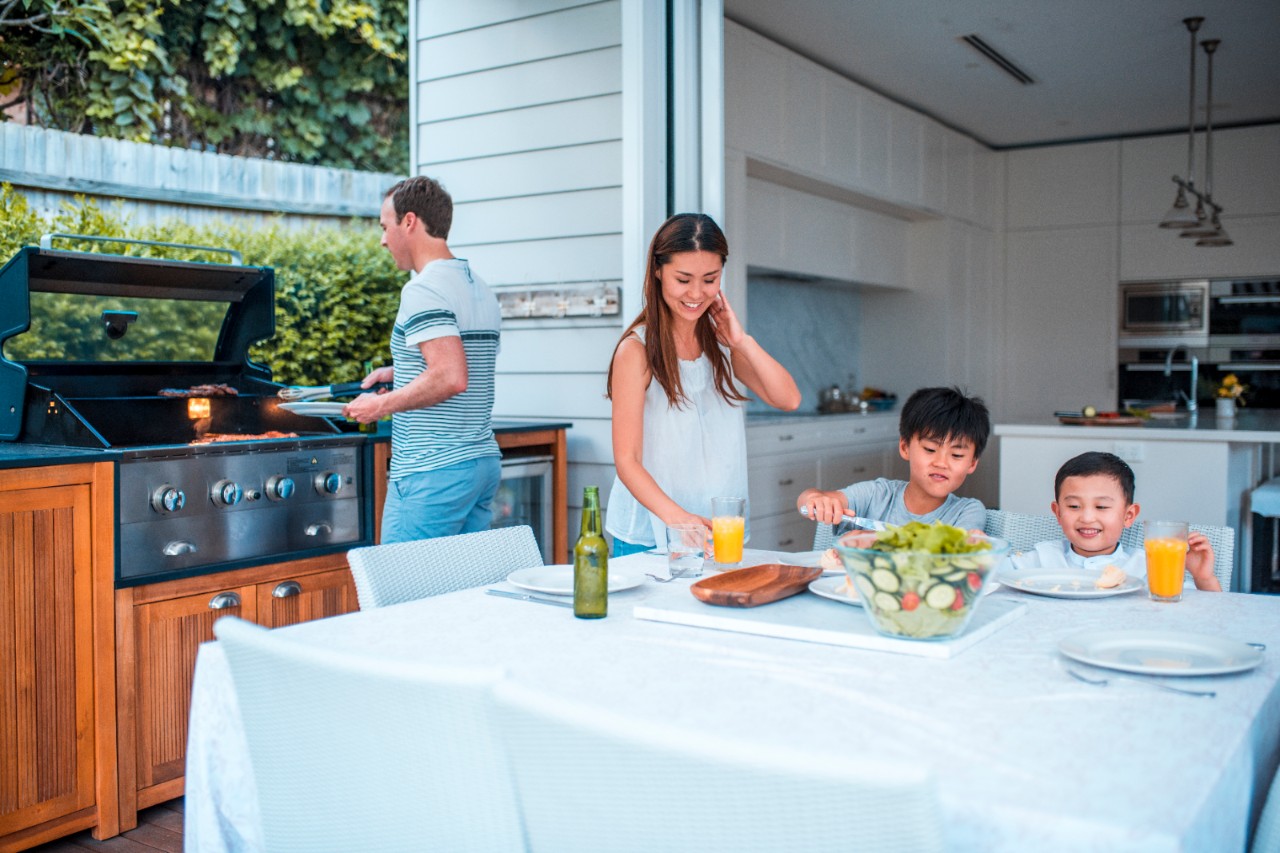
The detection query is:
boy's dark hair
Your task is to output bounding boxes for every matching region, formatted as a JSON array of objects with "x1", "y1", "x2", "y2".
[
  {"x1": 384, "y1": 176, "x2": 453, "y2": 239},
  {"x1": 898, "y1": 386, "x2": 991, "y2": 457},
  {"x1": 1054, "y1": 451, "x2": 1136, "y2": 504}
]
